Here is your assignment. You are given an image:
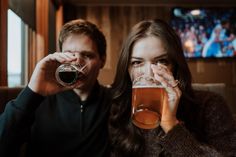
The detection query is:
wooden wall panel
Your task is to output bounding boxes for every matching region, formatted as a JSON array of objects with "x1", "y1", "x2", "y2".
[
  {"x1": 27, "y1": 0, "x2": 49, "y2": 78},
  {"x1": 0, "y1": 0, "x2": 8, "y2": 86},
  {"x1": 61, "y1": 0, "x2": 236, "y2": 7},
  {"x1": 188, "y1": 60, "x2": 236, "y2": 86},
  {"x1": 28, "y1": 28, "x2": 36, "y2": 79},
  {"x1": 35, "y1": 0, "x2": 49, "y2": 64},
  {"x1": 56, "y1": 5, "x2": 63, "y2": 51}
]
